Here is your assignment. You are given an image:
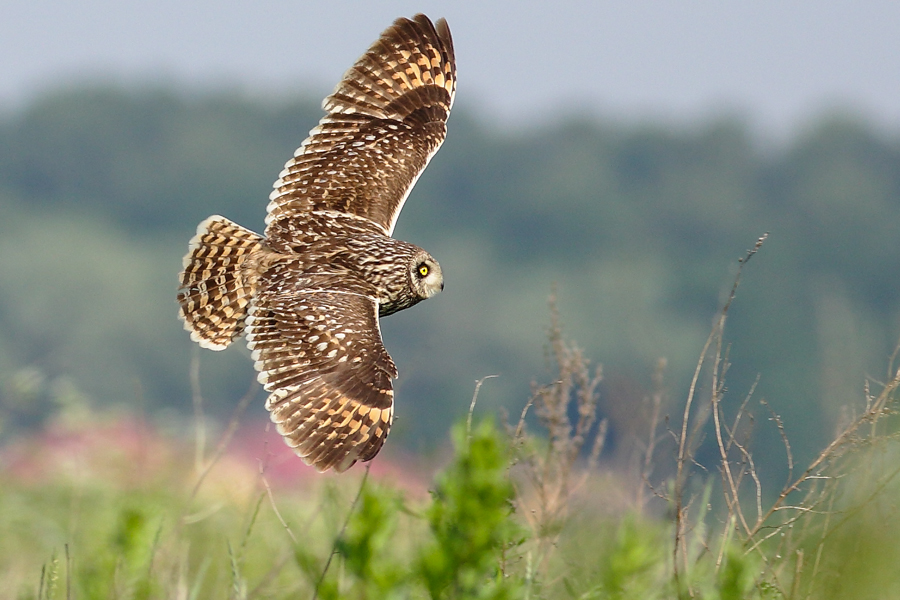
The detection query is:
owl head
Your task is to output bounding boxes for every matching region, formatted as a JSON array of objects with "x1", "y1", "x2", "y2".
[{"x1": 410, "y1": 250, "x2": 443, "y2": 299}]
